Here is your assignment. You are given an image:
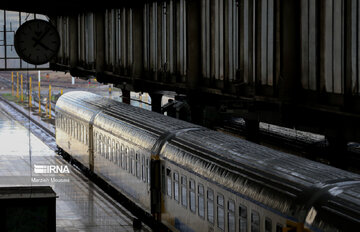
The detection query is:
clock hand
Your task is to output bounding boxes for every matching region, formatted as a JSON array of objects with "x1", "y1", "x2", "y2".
[
  {"x1": 37, "y1": 41, "x2": 56, "y2": 53},
  {"x1": 32, "y1": 27, "x2": 51, "y2": 47}
]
